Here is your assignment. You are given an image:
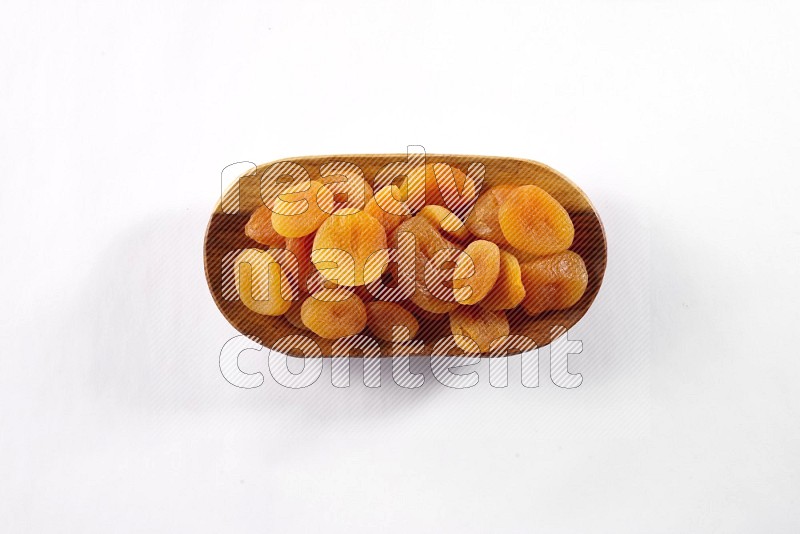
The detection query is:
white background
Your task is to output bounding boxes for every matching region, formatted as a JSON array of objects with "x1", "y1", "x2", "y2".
[{"x1": 2, "y1": 1, "x2": 799, "y2": 532}]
